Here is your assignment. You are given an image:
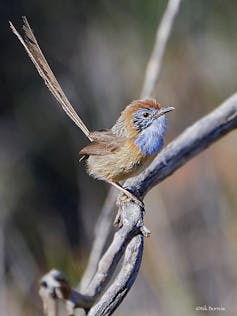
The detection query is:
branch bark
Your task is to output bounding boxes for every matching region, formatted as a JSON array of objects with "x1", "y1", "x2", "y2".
[
  {"x1": 79, "y1": 190, "x2": 117, "y2": 292},
  {"x1": 88, "y1": 235, "x2": 144, "y2": 316},
  {"x1": 39, "y1": 203, "x2": 145, "y2": 316},
  {"x1": 141, "y1": 0, "x2": 182, "y2": 98}
]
